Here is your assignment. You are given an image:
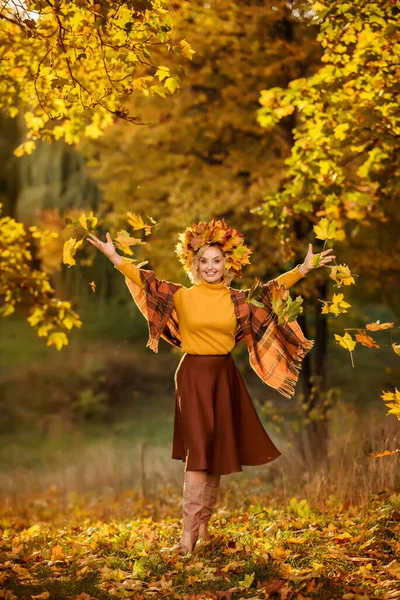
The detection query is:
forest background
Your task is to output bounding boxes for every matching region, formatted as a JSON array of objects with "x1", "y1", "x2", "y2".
[{"x1": 0, "y1": 1, "x2": 400, "y2": 598}]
